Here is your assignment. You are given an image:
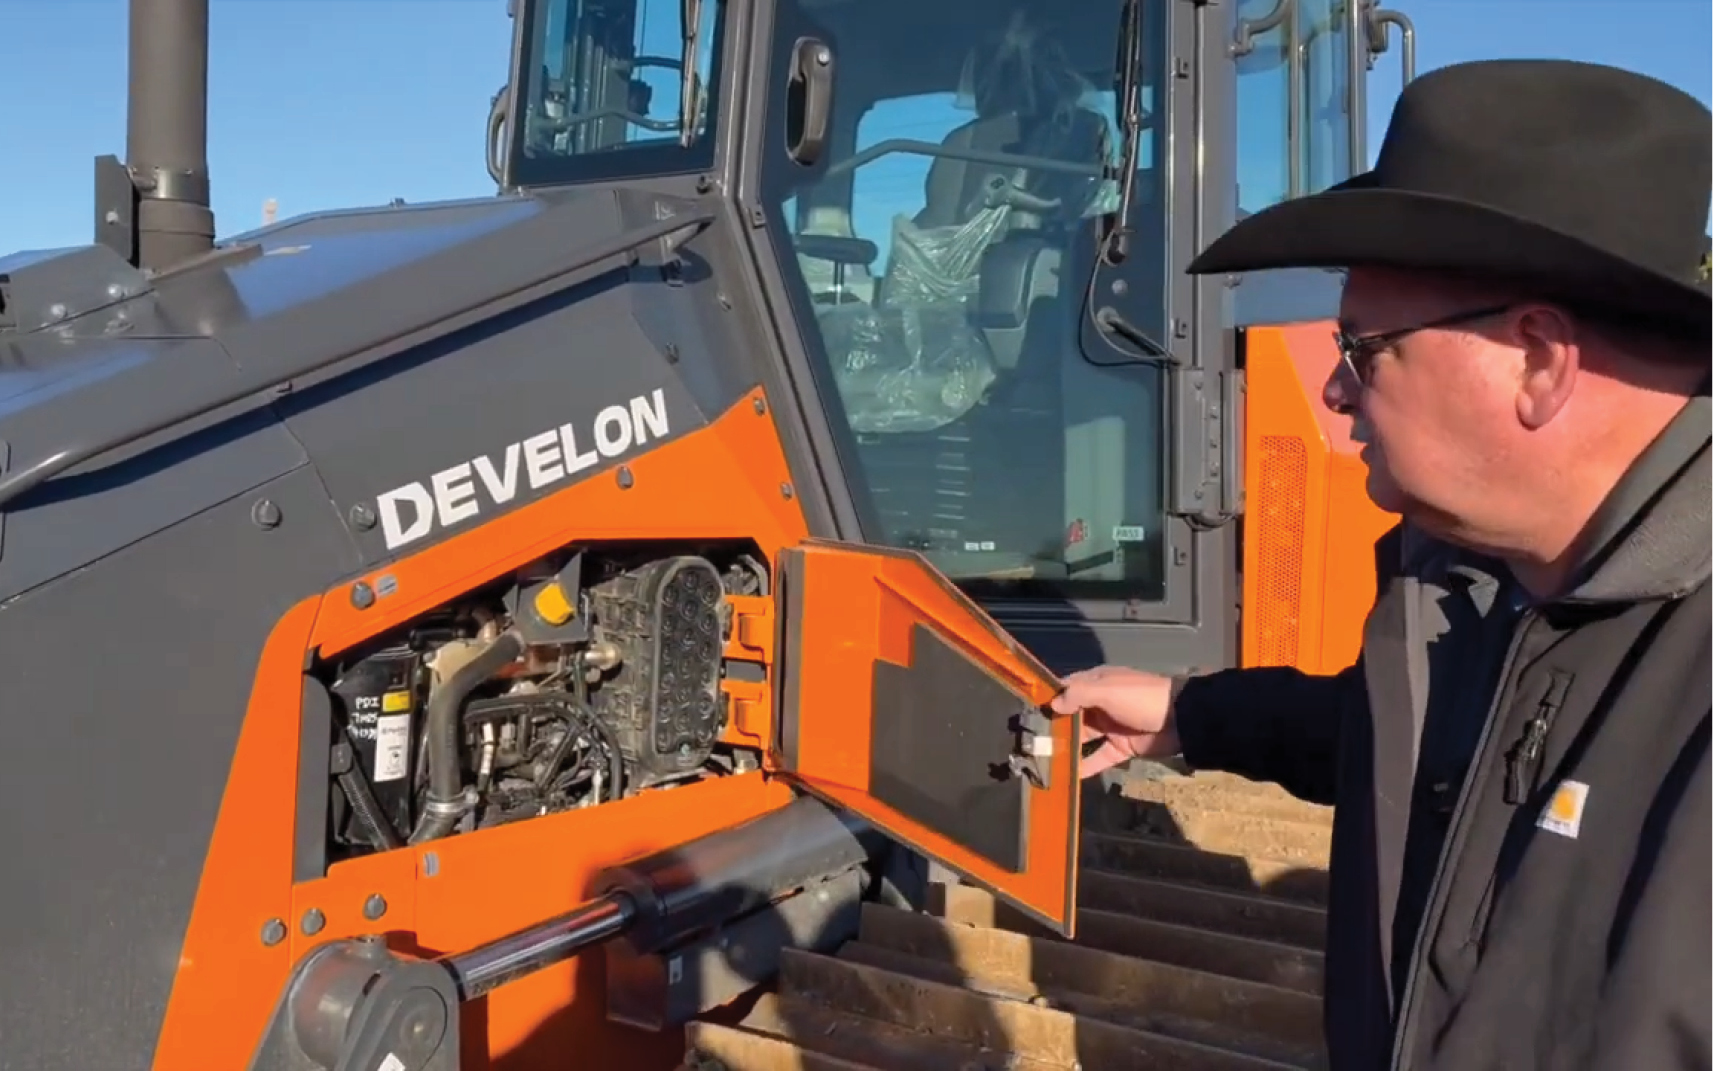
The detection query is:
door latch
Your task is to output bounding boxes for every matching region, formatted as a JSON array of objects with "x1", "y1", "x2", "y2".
[{"x1": 1007, "y1": 705, "x2": 1055, "y2": 790}]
